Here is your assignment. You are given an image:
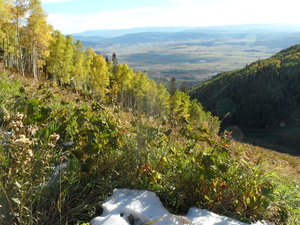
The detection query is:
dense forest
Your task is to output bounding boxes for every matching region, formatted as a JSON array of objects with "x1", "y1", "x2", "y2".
[
  {"x1": 0, "y1": 1, "x2": 299, "y2": 225},
  {"x1": 189, "y1": 44, "x2": 300, "y2": 128}
]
